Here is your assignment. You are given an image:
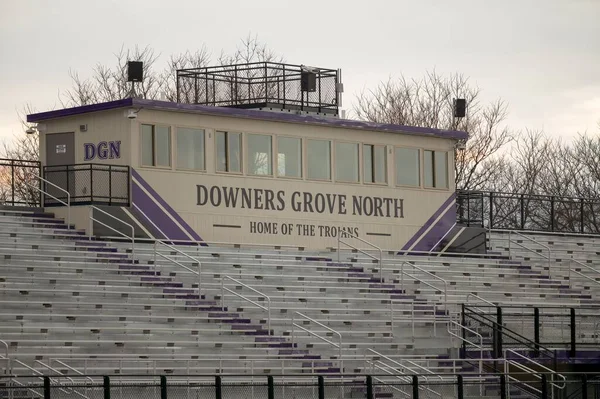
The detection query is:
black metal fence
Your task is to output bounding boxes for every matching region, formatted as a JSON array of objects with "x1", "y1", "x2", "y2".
[
  {"x1": 462, "y1": 305, "x2": 558, "y2": 370},
  {"x1": 462, "y1": 305, "x2": 600, "y2": 371},
  {"x1": 43, "y1": 163, "x2": 130, "y2": 207},
  {"x1": 457, "y1": 190, "x2": 600, "y2": 234},
  {"x1": 176, "y1": 62, "x2": 341, "y2": 115},
  {"x1": 1, "y1": 373, "x2": 597, "y2": 399},
  {"x1": 0, "y1": 158, "x2": 41, "y2": 207}
]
